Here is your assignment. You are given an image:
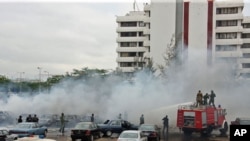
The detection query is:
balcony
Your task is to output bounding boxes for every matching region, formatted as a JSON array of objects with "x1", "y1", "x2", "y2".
[
  {"x1": 143, "y1": 17, "x2": 150, "y2": 23},
  {"x1": 242, "y1": 38, "x2": 250, "y2": 44},
  {"x1": 116, "y1": 47, "x2": 147, "y2": 52},
  {"x1": 116, "y1": 37, "x2": 147, "y2": 42},
  {"x1": 216, "y1": 38, "x2": 243, "y2": 45},
  {"x1": 117, "y1": 16, "x2": 147, "y2": 22},
  {"x1": 143, "y1": 4, "x2": 150, "y2": 11},
  {"x1": 143, "y1": 28, "x2": 150, "y2": 35},
  {"x1": 116, "y1": 57, "x2": 136, "y2": 62},
  {"x1": 238, "y1": 58, "x2": 250, "y2": 63},
  {"x1": 216, "y1": 26, "x2": 243, "y2": 33},
  {"x1": 116, "y1": 67, "x2": 135, "y2": 73},
  {"x1": 241, "y1": 48, "x2": 250, "y2": 53},
  {"x1": 216, "y1": 13, "x2": 243, "y2": 20},
  {"x1": 243, "y1": 28, "x2": 250, "y2": 34},
  {"x1": 215, "y1": 51, "x2": 242, "y2": 58},
  {"x1": 143, "y1": 40, "x2": 150, "y2": 47},
  {"x1": 116, "y1": 27, "x2": 145, "y2": 32}
]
